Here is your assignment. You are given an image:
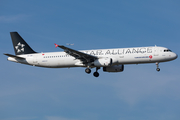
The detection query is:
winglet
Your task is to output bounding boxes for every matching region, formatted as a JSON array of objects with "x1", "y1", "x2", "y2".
[{"x1": 54, "y1": 43, "x2": 59, "y2": 48}]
